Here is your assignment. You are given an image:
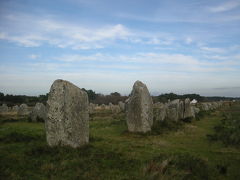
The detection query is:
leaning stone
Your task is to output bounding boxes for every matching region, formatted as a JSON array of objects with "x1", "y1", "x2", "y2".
[
  {"x1": 126, "y1": 80, "x2": 153, "y2": 133},
  {"x1": 45, "y1": 79, "x2": 89, "y2": 148}
]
